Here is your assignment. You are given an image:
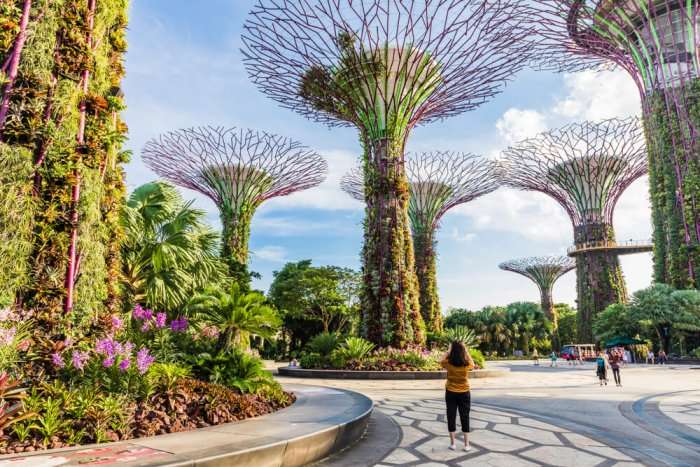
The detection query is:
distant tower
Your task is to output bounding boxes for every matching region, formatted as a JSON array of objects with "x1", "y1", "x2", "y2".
[
  {"x1": 342, "y1": 152, "x2": 499, "y2": 333},
  {"x1": 143, "y1": 126, "x2": 327, "y2": 286},
  {"x1": 534, "y1": 0, "x2": 700, "y2": 289},
  {"x1": 501, "y1": 118, "x2": 648, "y2": 342},
  {"x1": 499, "y1": 256, "x2": 576, "y2": 349}
]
